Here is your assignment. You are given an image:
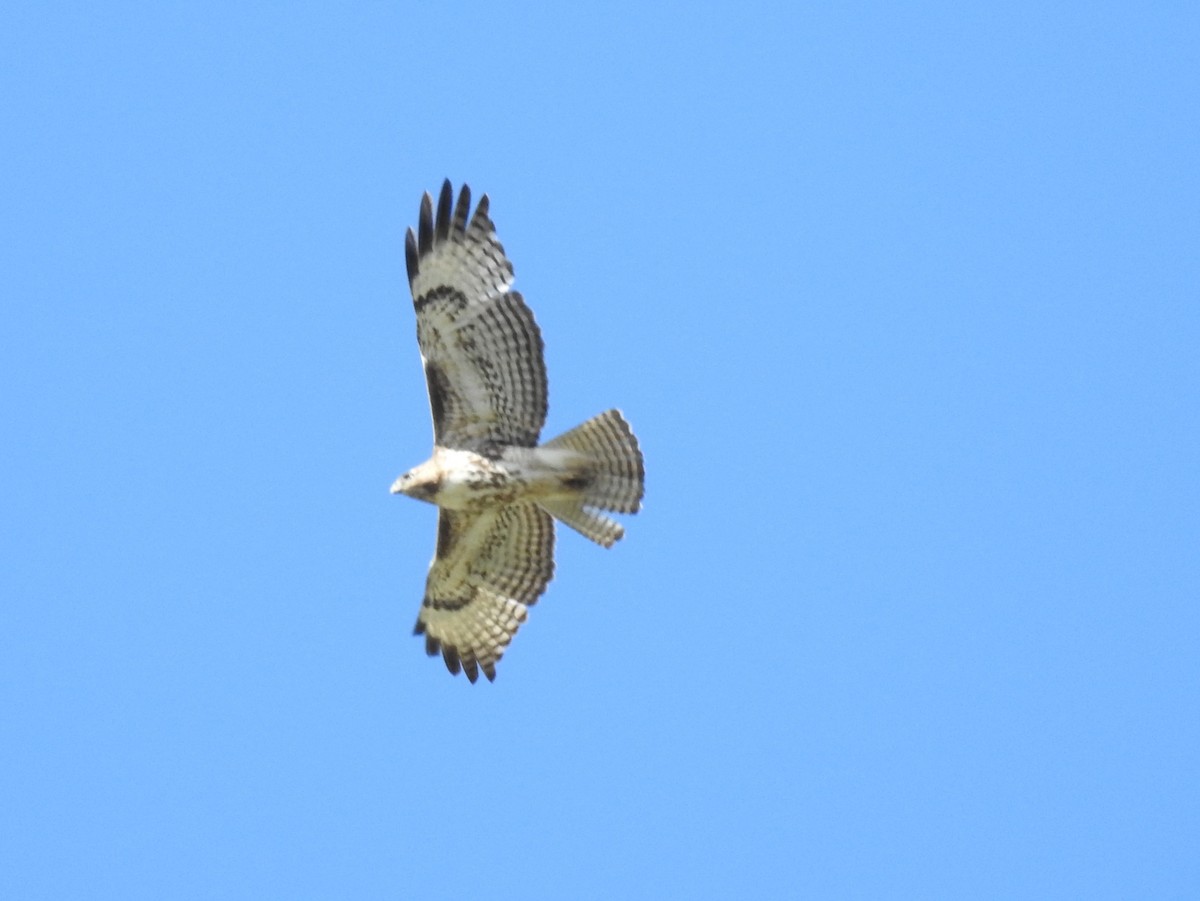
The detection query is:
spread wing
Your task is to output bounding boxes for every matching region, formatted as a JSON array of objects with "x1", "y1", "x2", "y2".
[
  {"x1": 405, "y1": 181, "x2": 548, "y2": 455},
  {"x1": 413, "y1": 503, "x2": 555, "y2": 683}
]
